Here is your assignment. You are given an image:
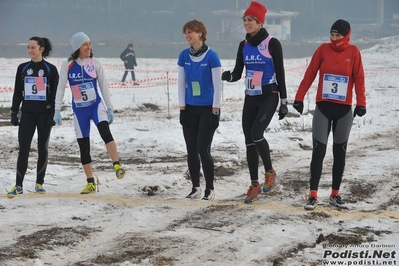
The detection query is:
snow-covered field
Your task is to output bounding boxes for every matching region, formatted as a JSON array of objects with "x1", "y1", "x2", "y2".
[{"x1": 0, "y1": 36, "x2": 398, "y2": 266}]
